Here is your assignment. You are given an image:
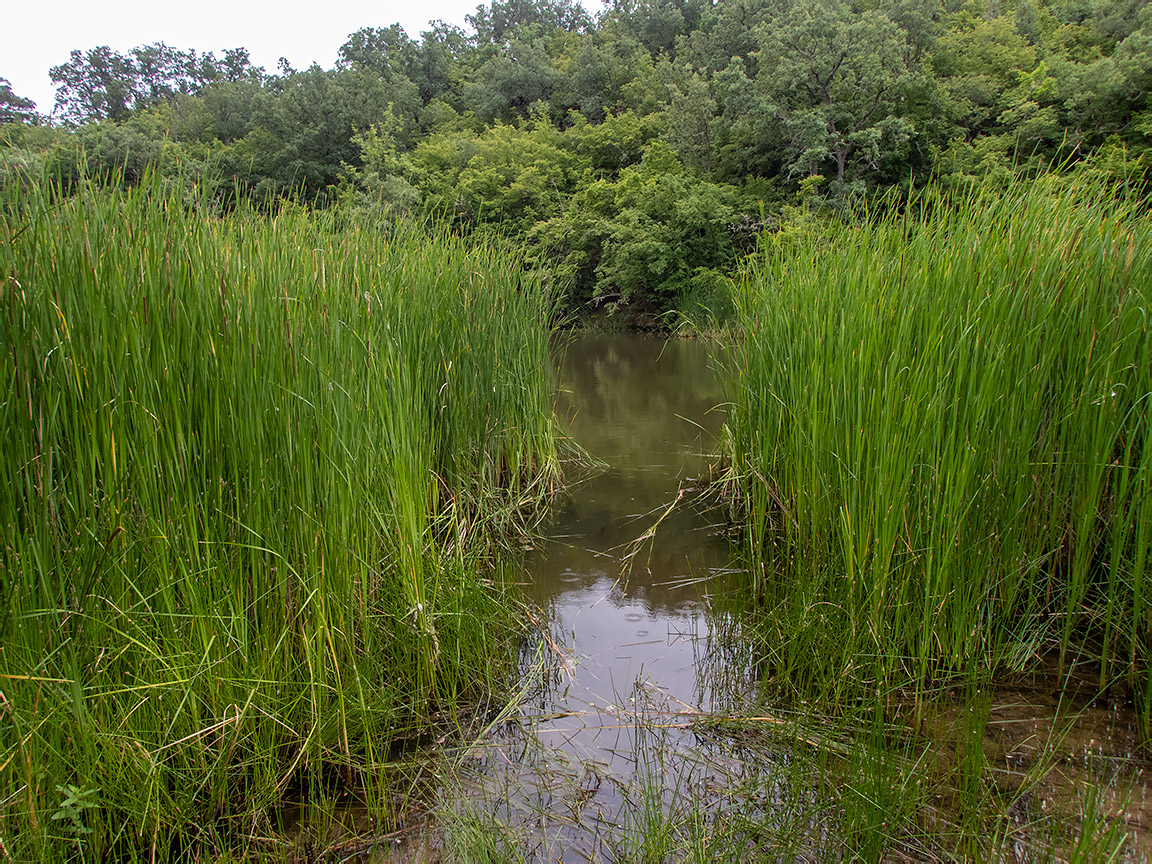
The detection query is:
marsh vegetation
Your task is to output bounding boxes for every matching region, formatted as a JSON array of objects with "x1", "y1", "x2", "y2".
[
  {"x1": 724, "y1": 172, "x2": 1152, "y2": 715},
  {"x1": 0, "y1": 172, "x2": 559, "y2": 860},
  {"x1": 2, "y1": 133, "x2": 1151, "y2": 864},
  {"x1": 716, "y1": 172, "x2": 1152, "y2": 860}
]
